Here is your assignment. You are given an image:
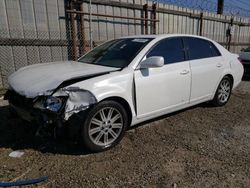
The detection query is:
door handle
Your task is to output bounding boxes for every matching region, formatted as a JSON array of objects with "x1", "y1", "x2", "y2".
[
  {"x1": 180, "y1": 70, "x2": 190, "y2": 75},
  {"x1": 216, "y1": 63, "x2": 222, "y2": 67}
]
